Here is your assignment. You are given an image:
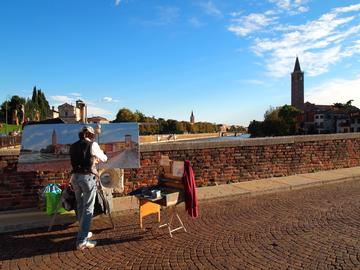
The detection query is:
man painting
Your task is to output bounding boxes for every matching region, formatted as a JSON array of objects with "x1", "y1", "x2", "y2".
[{"x1": 70, "y1": 126, "x2": 107, "y2": 250}]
